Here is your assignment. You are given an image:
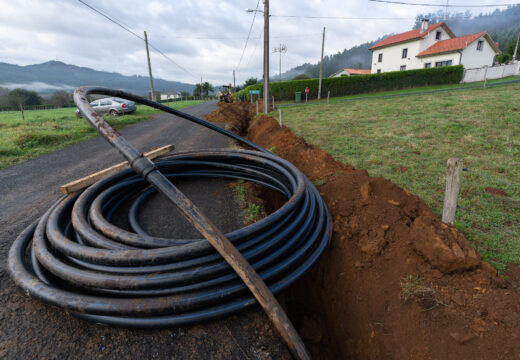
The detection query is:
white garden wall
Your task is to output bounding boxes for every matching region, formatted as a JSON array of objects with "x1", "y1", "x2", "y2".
[{"x1": 461, "y1": 62, "x2": 520, "y2": 83}]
